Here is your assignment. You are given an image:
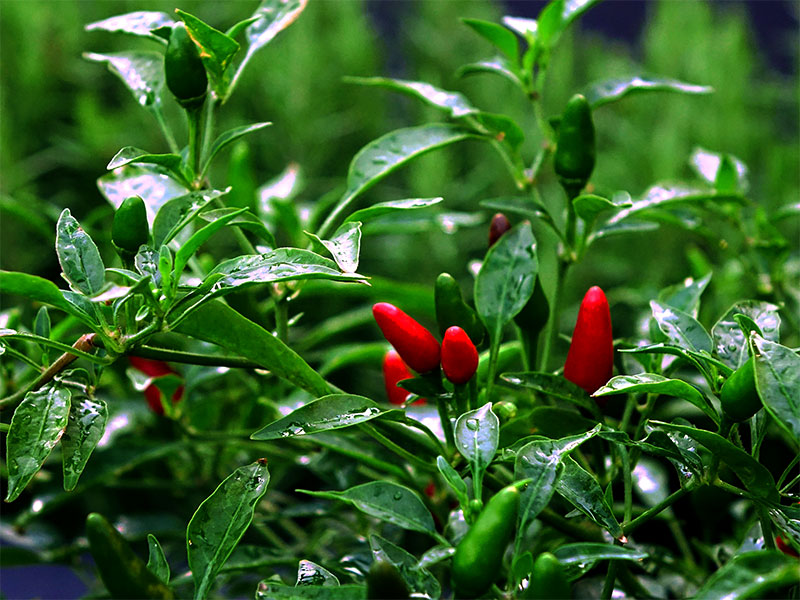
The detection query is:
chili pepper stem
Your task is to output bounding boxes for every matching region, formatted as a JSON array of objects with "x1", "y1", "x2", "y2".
[
  {"x1": 436, "y1": 397, "x2": 456, "y2": 454},
  {"x1": 622, "y1": 486, "x2": 691, "y2": 536},
  {"x1": 186, "y1": 104, "x2": 204, "y2": 184},
  {"x1": 361, "y1": 423, "x2": 437, "y2": 474},
  {"x1": 468, "y1": 378, "x2": 478, "y2": 412},
  {"x1": 453, "y1": 382, "x2": 468, "y2": 416},
  {"x1": 759, "y1": 507, "x2": 776, "y2": 550},
  {"x1": 600, "y1": 559, "x2": 619, "y2": 600},
  {"x1": 484, "y1": 341, "x2": 501, "y2": 402}
]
